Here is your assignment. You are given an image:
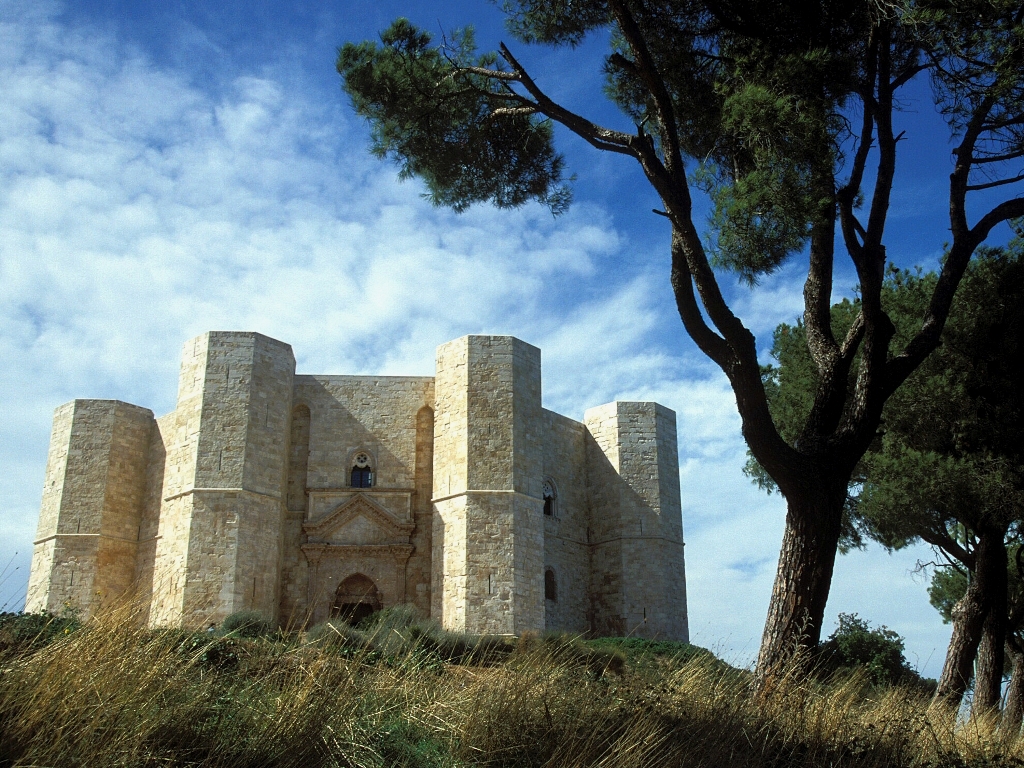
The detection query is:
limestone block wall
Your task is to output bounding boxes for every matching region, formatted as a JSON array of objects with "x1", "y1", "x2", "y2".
[
  {"x1": 279, "y1": 404, "x2": 310, "y2": 625},
  {"x1": 26, "y1": 400, "x2": 154, "y2": 618},
  {"x1": 432, "y1": 339, "x2": 468, "y2": 503},
  {"x1": 286, "y1": 405, "x2": 311, "y2": 512},
  {"x1": 27, "y1": 402, "x2": 76, "y2": 613},
  {"x1": 285, "y1": 375, "x2": 434, "y2": 623},
  {"x1": 27, "y1": 330, "x2": 688, "y2": 641},
  {"x1": 133, "y1": 412, "x2": 172, "y2": 624},
  {"x1": 648, "y1": 404, "x2": 688, "y2": 639},
  {"x1": 148, "y1": 336, "x2": 207, "y2": 625},
  {"x1": 540, "y1": 410, "x2": 589, "y2": 633},
  {"x1": 149, "y1": 332, "x2": 295, "y2": 627},
  {"x1": 583, "y1": 402, "x2": 688, "y2": 641},
  {"x1": 432, "y1": 336, "x2": 544, "y2": 635},
  {"x1": 302, "y1": 546, "x2": 411, "y2": 626},
  {"x1": 409, "y1": 404, "x2": 435, "y2": 617},
  {"x1": 616, "y1": 402, "x2": 687, "y2": 640},
  {"x1": 299, "y1": 376, "x2": 434, "y2": 491},
  {"x1": 583, "y1": 403, "x2": 626, "y2": 636},
  {"x1": 432, "y1": 338, "x2": 470, "y2": 628},
  {"x1": 505, "y1": 341, "x2": 545, "y2": 635},
  {"x1": 431, "y1": 494, "x2": 466, "y2": 628}
]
